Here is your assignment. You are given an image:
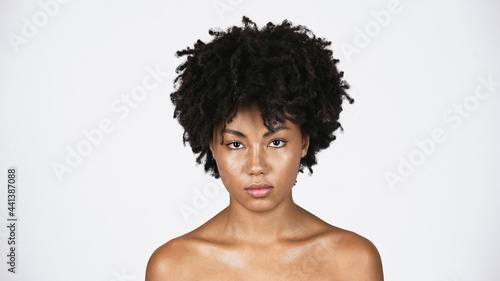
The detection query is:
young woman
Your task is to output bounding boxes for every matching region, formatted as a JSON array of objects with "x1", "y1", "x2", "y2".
[{"x1": 146, "y1": 17, "x2": 383, "y2": 280}]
